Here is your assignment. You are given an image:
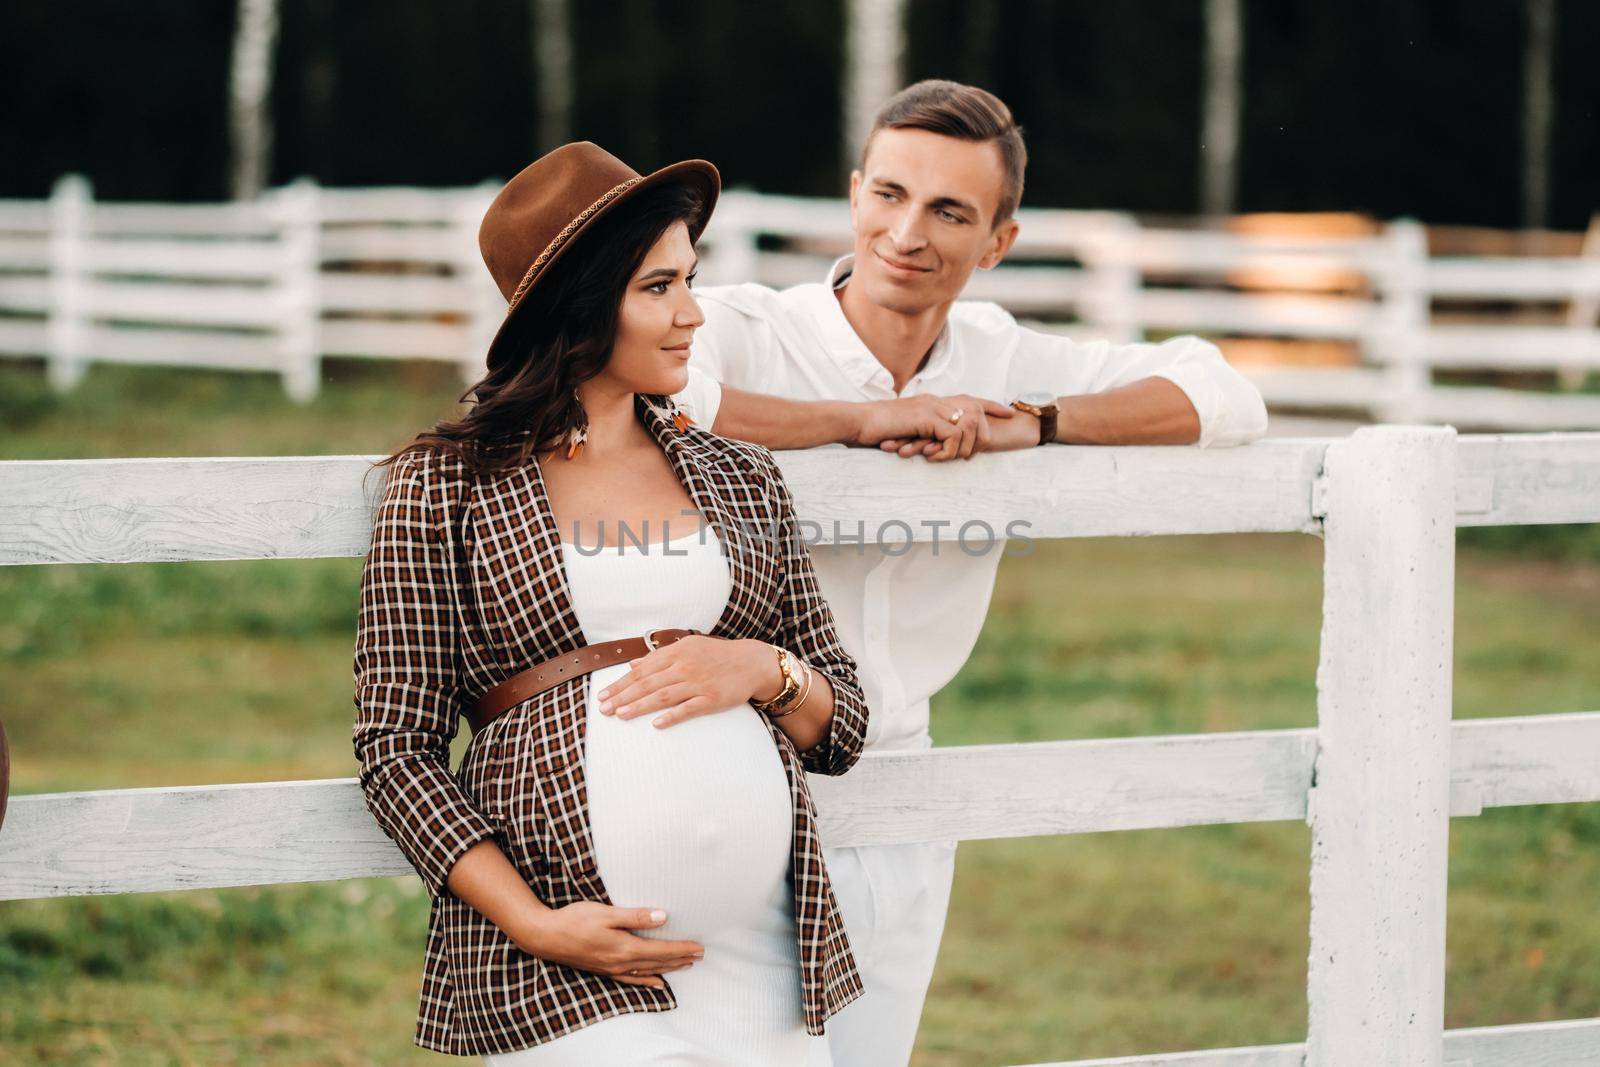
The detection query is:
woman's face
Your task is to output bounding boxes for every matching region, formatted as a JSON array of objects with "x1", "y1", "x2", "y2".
[{"x1": 600, "y1": 219, "x2": 704, "y2": 397}]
